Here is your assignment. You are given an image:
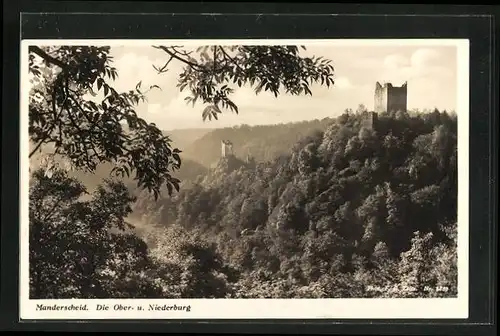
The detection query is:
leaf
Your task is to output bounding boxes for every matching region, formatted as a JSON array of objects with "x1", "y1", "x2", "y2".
[
  {"x1": 213, "y1": 104, "x2": 222, "y2": 114},
  {"x1": 202, "y1": 110, "x2": 209, "y2": 122},
  {"x1": 255, "y1": 81, "x2": 265, "y2": 94},
  {"x1": 104, "y1": 85, "x2": 109, "y2": 97},
  {"x1": 166, "y1": 182, "x2": 173, "y2": 196},
  {"x1": 227, "y1": 100, "x2": 239, "y2": 114},
  {"x1": 304, "y1": 85, "x2": 312, "y2": 96},
  {"x1": 136, "y1": 81, "x2": 142, "y2": 90},
  {"x1": 172, "y1": 180, "x2": 180, "y2": 192}
]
